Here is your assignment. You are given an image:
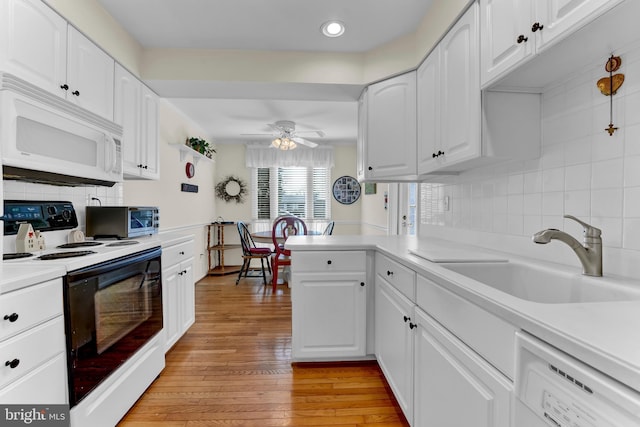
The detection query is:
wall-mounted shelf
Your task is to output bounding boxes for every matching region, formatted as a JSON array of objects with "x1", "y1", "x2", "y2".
[{"x1": 169, "y1": 143, "x2": 214, "y2": 165}]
